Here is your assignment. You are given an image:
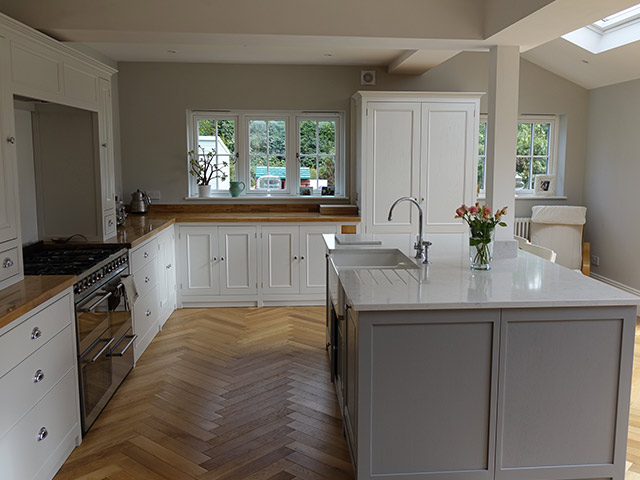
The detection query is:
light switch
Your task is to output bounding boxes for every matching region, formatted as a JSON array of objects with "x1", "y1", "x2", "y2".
[{"x1": 148, "y1": 190, "x2": 161, "y2": 200}]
